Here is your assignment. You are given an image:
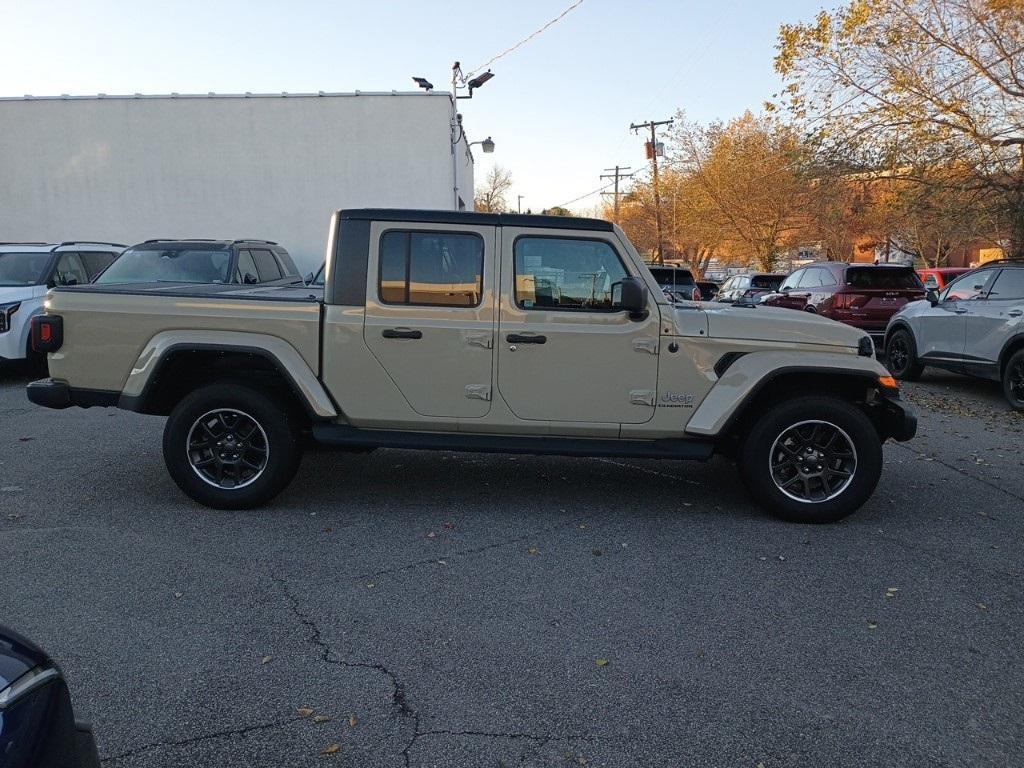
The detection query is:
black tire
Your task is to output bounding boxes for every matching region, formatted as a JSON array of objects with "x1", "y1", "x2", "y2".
[
  {"x1": 162, "y1": 383, "x2": 302, "y2": 509},
  {"x1": 738, "y1": 396, "x2": 883, "y2": 524},
  {"x1": 1003, "y1": 349, "x2": 1024, "y2": 412},
  {"x1": 886, "y1": 328, "x2": 924, "y2": 381}
]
